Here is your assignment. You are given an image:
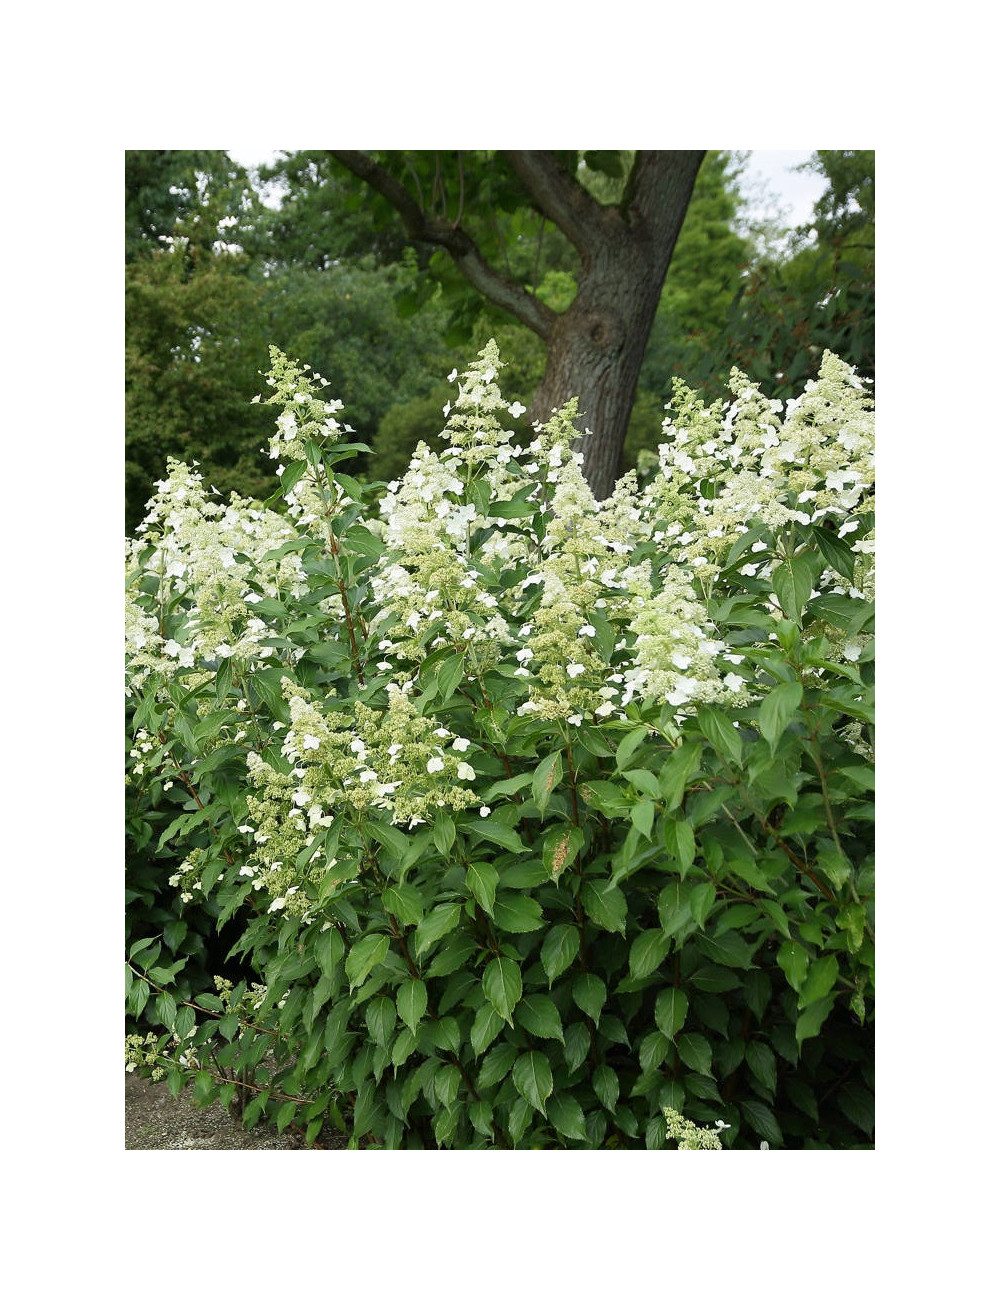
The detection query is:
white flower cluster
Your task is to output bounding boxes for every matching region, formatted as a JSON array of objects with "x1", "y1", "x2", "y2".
[
  {"x1": 128, "y1": 341, "x2": 874, "y2": 917},
  {"x1": 125, "y1": 458, "x2": 307, "y2": 694}
]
